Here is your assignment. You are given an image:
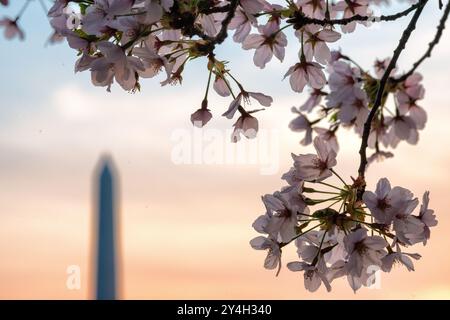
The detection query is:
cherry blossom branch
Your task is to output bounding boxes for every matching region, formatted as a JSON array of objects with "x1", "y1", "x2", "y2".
[
  {"x1": 395, "y1": 0, "x2": 450, "y2": 83},
  {"x1": 357, "y1": 0, "x2": 428, "y2": 184},
  {"x1": 288, "y1": 1, "x2": 424, "y2": 29}
]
